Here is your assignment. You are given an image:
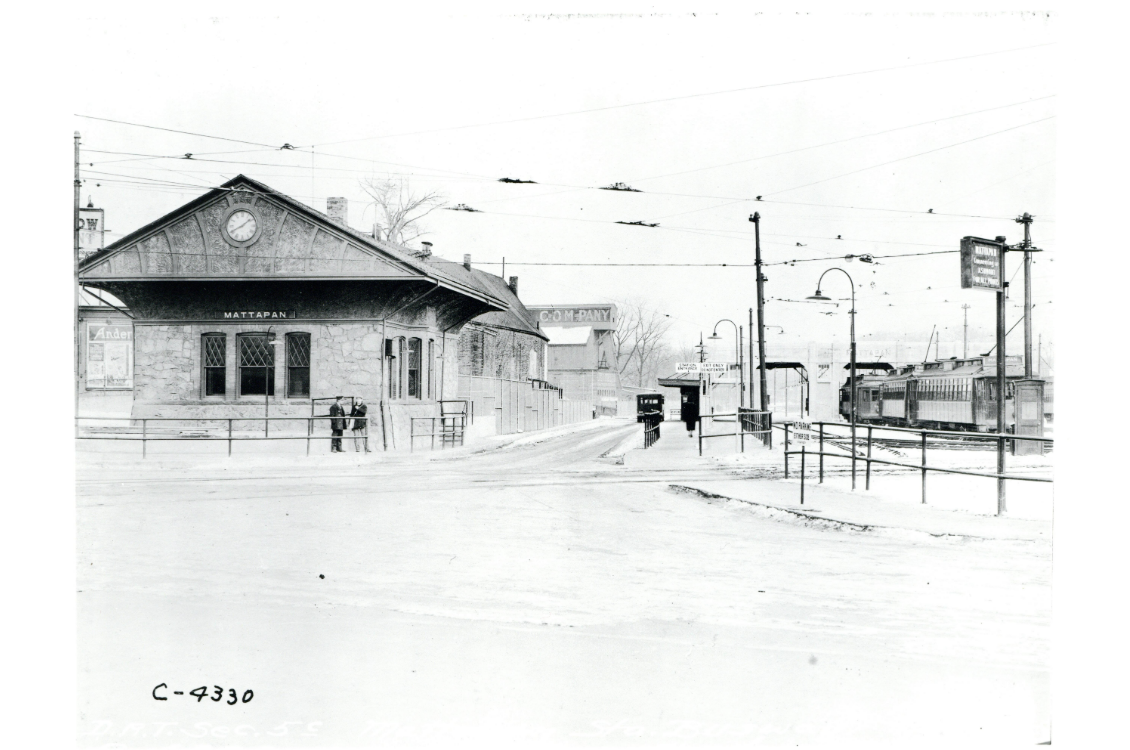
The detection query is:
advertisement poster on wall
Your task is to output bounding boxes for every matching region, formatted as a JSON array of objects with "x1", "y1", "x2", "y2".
[{"x1": 87, "y1": 324, "x2": 133, "y2": 389}]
